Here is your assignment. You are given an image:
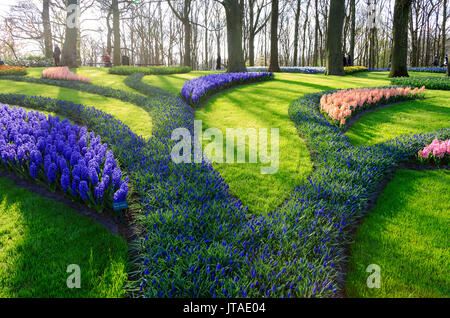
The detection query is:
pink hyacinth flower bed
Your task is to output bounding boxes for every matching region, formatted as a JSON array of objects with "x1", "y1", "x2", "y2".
[
  {"x1": 42, "y1": 66, "x2": 91, "y2": 83},
  {"x1": 418, "y1": 139, "x2": 450, "y2": 165},
  {"x1": 320, "y1": 86, "x2": 425, "y2": 126}
]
